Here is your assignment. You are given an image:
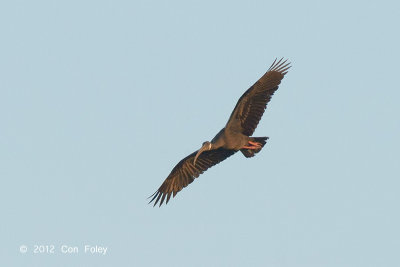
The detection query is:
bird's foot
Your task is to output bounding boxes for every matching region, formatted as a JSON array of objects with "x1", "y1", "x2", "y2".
[
  {"x1": 243, "y1": 141, "x2": 262, "y2": 150},
  {"x1": 248, "y1": 141, "x2": 262, "y2": 147}
]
